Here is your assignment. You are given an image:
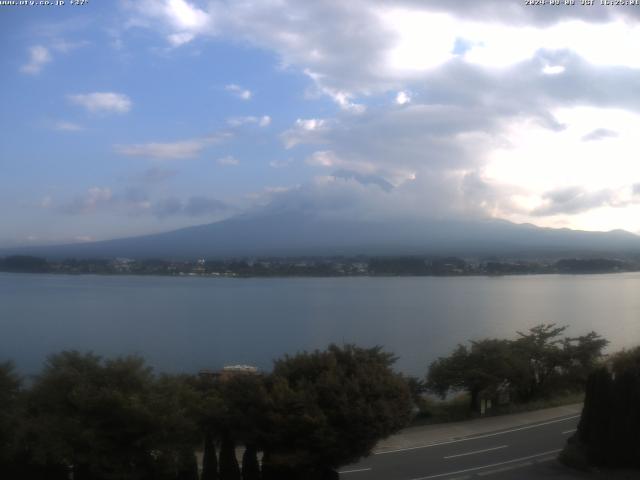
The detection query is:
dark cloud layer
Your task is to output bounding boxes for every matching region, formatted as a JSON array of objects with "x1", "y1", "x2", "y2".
[
  {"x1": 532, "y1": 186, "x2": 620, "y2": 216},
  {"x1": 332, "y1": 169, "x2": 394, "y2": 192},
  {"x1": 60, "y1": 187, "x2": 228, "y2": 220},
  {"x1": 582, "y1": 128, "x2": 618, "y2": 142}
]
